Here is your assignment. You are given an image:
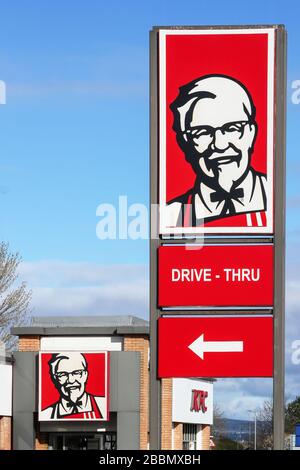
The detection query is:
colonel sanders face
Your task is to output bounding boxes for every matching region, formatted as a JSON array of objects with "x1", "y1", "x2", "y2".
[
  {"x1": 50, "y1": 353, "x2": 88, "y2": 404},
  {"x1": 171, "y1": 75, "x2": 258, "y2": 193}
]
